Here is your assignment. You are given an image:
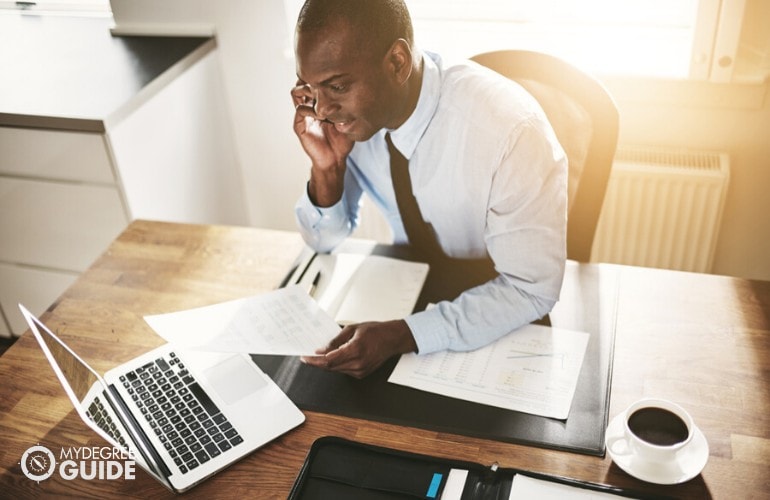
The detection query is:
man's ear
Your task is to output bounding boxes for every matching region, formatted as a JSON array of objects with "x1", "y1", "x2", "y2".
[{"x1": 385, "y1": 39, "x2": 413, "y2": 85}]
